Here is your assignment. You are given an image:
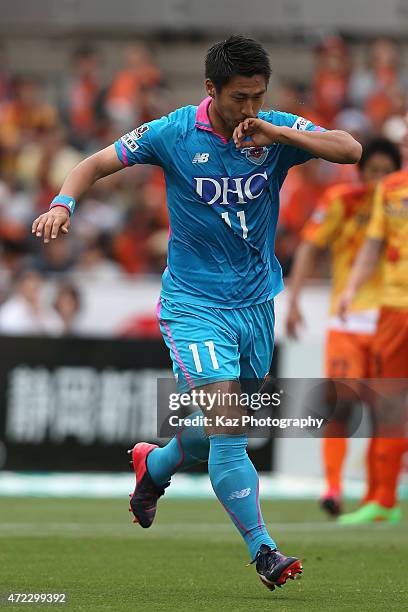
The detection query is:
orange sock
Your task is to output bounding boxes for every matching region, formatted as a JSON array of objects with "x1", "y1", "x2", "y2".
[
  {"x1": 374, "y1": 438, "x2": 408, "y2": 508},
  {"x1": 361, "y1": 437, "x2": 378, "y2": 504},
  {"x1": 322, "y1": 433, "x2": 348, "y2": 495}
]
